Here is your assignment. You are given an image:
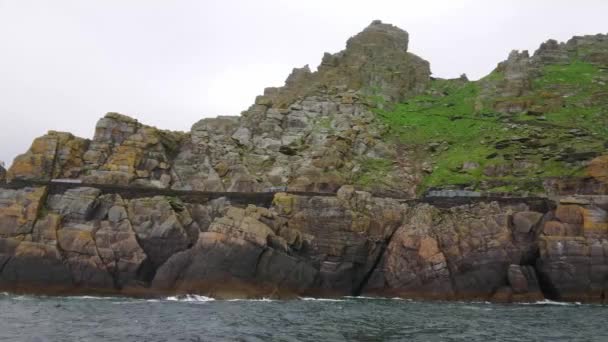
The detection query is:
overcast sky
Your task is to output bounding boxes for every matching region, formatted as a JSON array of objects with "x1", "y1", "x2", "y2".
[{"x1": 1, "y1": 0, "x2": 607, "y2": 166}]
